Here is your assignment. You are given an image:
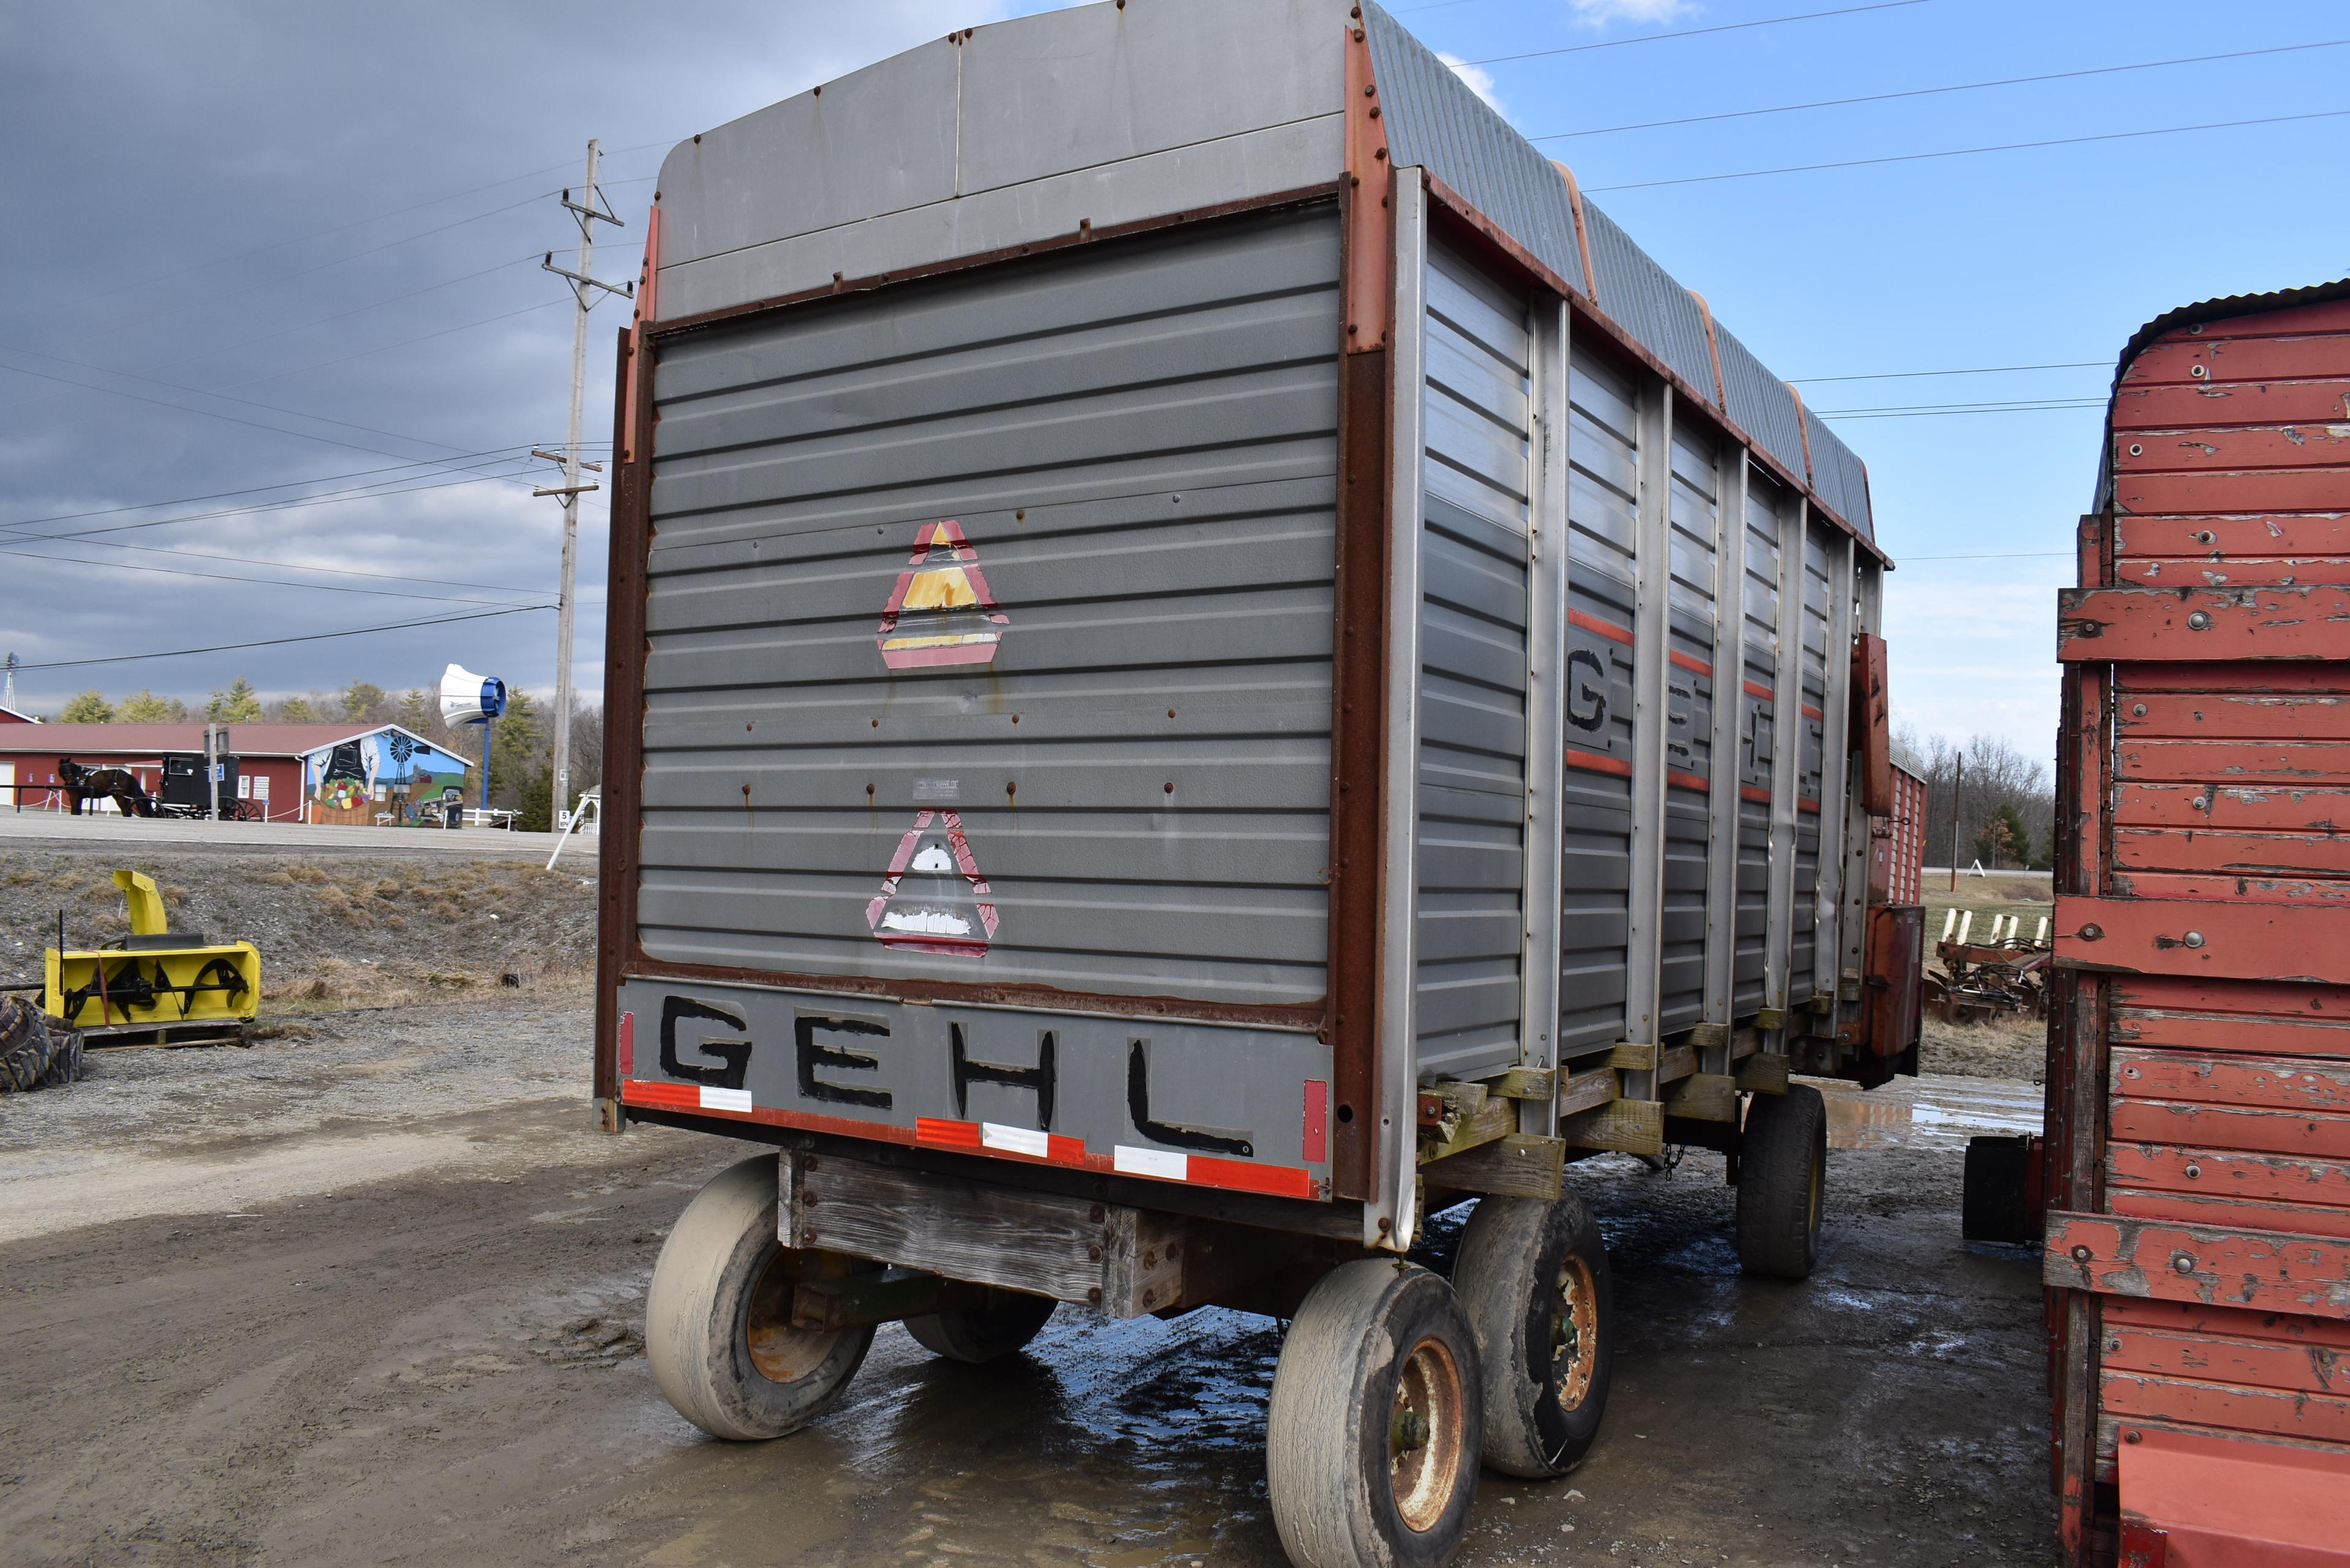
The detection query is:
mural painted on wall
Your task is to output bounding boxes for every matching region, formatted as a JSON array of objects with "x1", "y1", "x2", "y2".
[{"x1": 302, "y1": 728, "x2": 468, "y2": 822}]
